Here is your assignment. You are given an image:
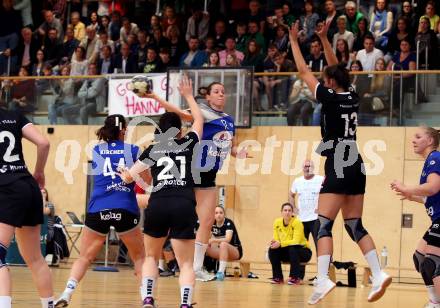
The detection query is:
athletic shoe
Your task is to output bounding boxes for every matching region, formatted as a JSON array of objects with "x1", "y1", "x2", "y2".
[
  {"x1": 367, "y1": 271, "x2": 392, "y2": 302},
  {"x1": 180, "y1": 304, "x2": 195, "y2": 308},
  {"x1": 159, "y1": 269, "x2": 175, "y2": 277},
  {"x1": 216, "y1": 272, "x2": 225, "y2": 281},
  {"x1": 54, "y1": 292, "x2": 71, "y2": 307},
  {"x1": 424, "y1": 301, "x2": 440, "y2": 308},
  {"x1": 195, "y1": 269, "x2": 215, "y2": 282},
  {"x1": 287, "y1": 277, "x2": 302, "y2": 285},
  {"x1": 269, "y1": 278, "x2": 284, "y2": 284},
  {"x1": 142, "y1": 296, "x2": 156, "y2": 308},
  {"x1": 307, "y1": 277, "x2": 336, "y2": 305}
]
